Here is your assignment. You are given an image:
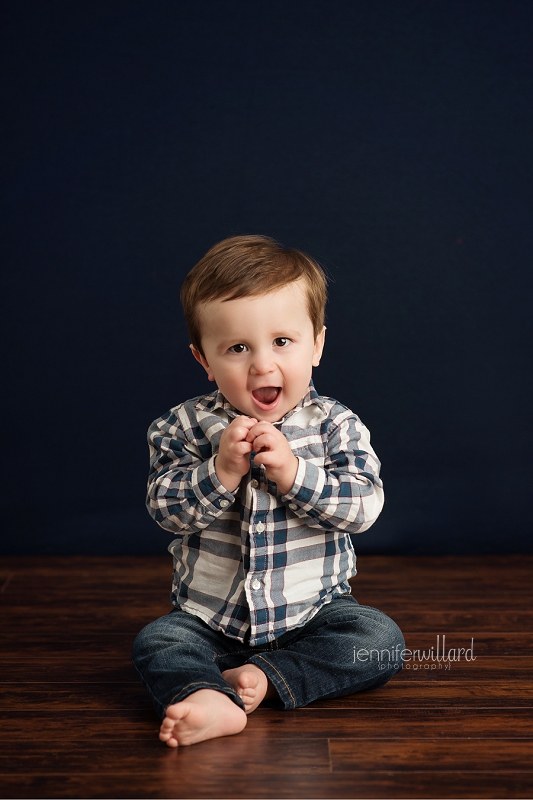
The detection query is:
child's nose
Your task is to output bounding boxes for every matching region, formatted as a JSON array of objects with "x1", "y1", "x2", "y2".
[{"x1": 249, "y1": 349, "x2": 275, "y2": 375}]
